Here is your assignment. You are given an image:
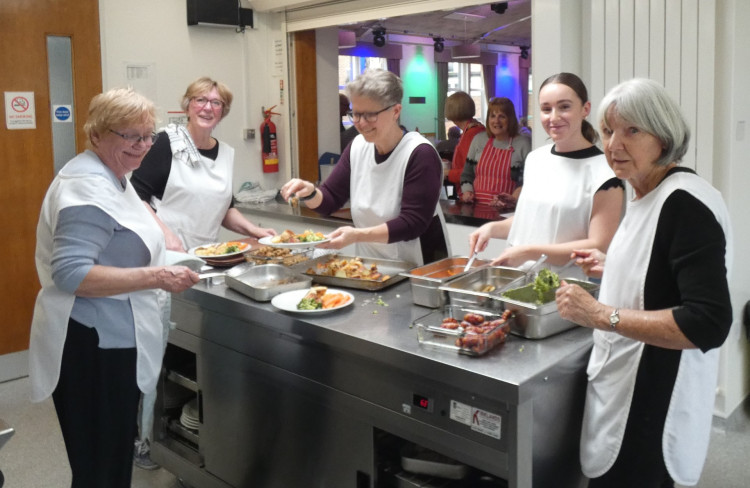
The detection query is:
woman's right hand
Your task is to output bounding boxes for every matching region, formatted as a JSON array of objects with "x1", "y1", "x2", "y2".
[
  {"x1": 460, "y1": 190, "x2": 474, "y2": 203},
  {"x1": 280, "y1": 178, "x2": 315, "y2": 201},
  {"x1": 157, "y1": 266, "x2": 199, "y2": 293},
  {"x1": 571, "y1": 249, "x2": 606, "y2": 279},
  {"x1": 468, "y1": 222, "x2": 495, "y2": 255},
  {"x1": 163, "y1": 228, "x2": 186, "y2": 253}
]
